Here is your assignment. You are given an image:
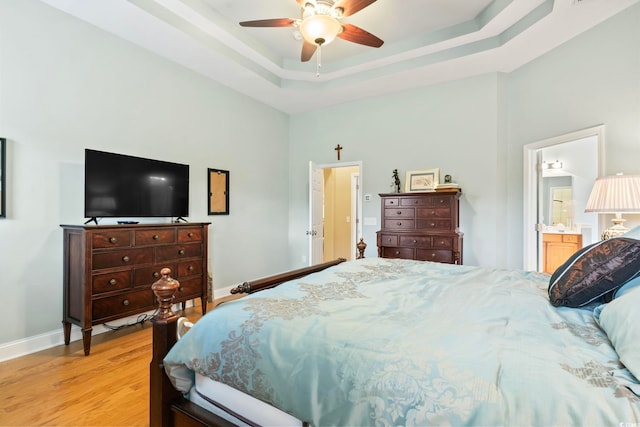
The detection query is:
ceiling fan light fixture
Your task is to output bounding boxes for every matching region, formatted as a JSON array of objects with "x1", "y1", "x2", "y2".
[{"x1": 299, "y1": 14, "x2": 342, "y2": 46}]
